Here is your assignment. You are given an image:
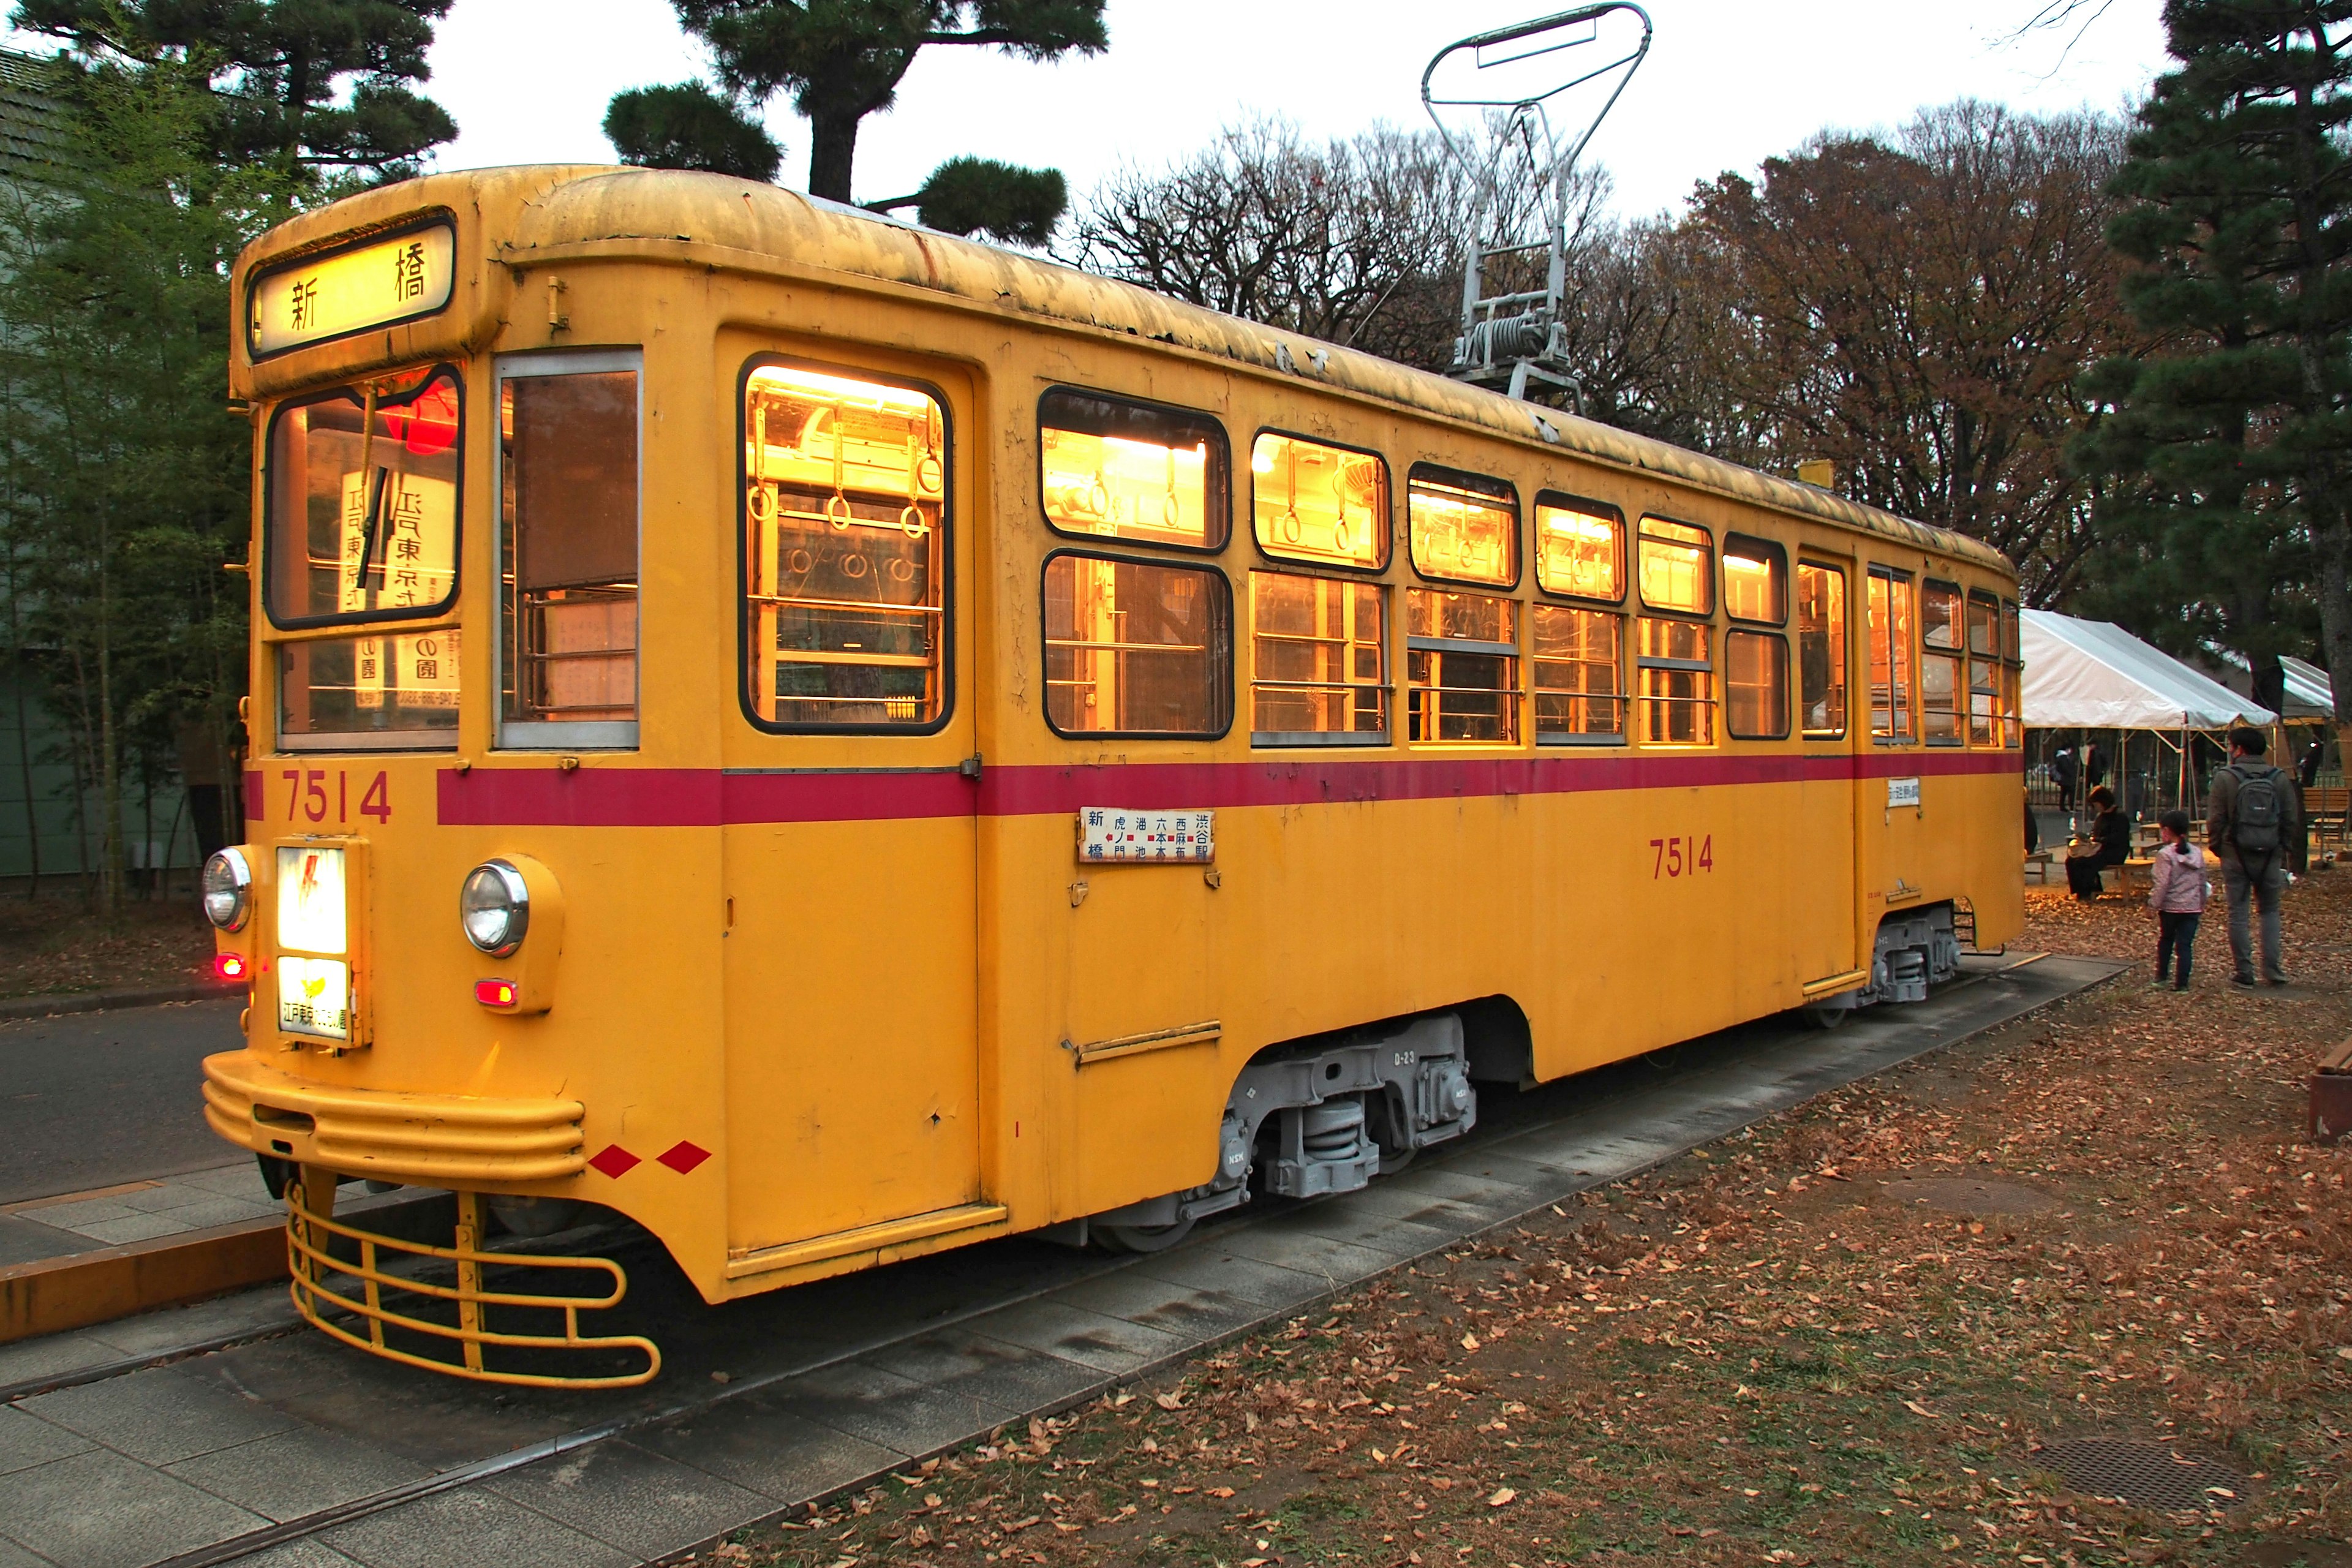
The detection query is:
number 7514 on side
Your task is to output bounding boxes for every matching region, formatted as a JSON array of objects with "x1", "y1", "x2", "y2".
[{"x1": 1650, "y1": 835, "x2": 1714, "y2": 879}]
